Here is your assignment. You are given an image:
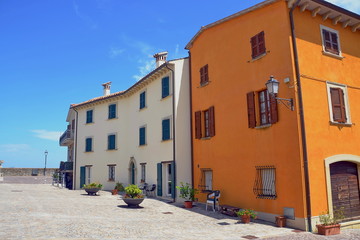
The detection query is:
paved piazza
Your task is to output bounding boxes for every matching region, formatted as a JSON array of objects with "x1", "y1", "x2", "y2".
[{"x1": 1, "y1": 178, "x2": 360, "y2": 239}]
